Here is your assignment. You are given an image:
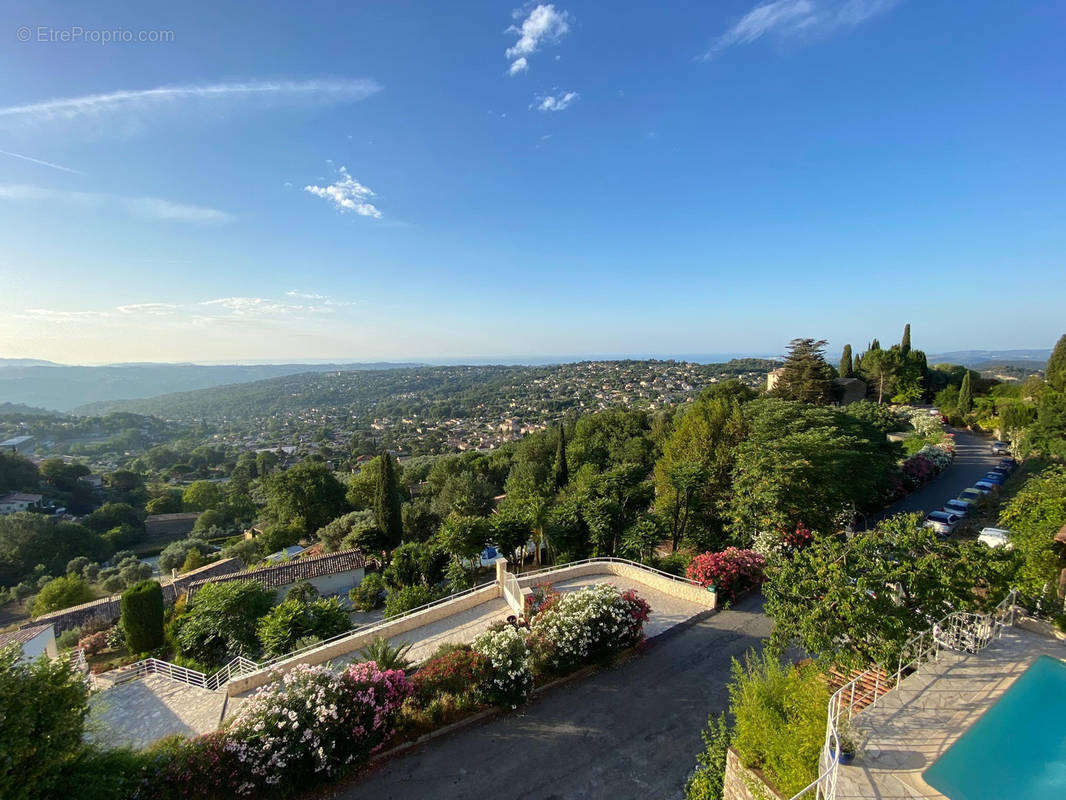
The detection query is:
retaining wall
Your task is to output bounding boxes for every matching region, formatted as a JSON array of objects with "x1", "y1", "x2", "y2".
[
  {"x1": 226, "y1": 582, "x2": 501, "y2": 696},
  {"x1": 724, "y1": 747, "x2": 786, "y2": 800},
  {"x1": 516, "y1": 561, "x2": 716, "y2": 609}
]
